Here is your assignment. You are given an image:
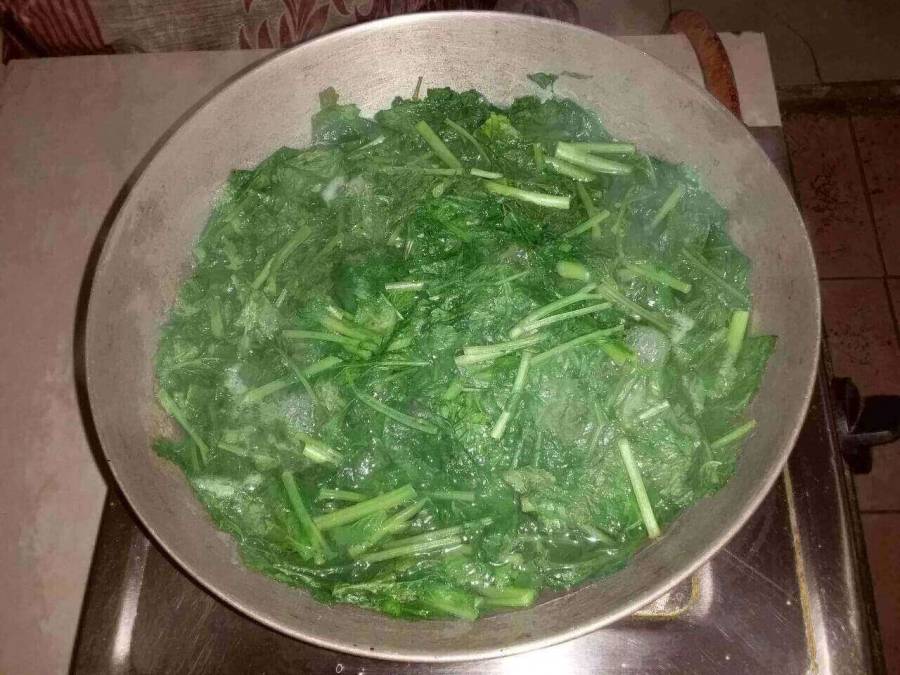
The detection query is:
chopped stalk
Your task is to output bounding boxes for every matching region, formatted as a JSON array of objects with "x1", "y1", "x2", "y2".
[
  {"x1": 546, "y1": 155, "x2": 595, "y2": 182},
  {"x1": 483, "y1": 181, "x2": 570, "y2": 209},
  {"x1": 596, "y1": 282, "x2": 673, "y2": 334},
  {"x1": 415, "y1": 120, "x2": 462, "y2": 169},
  {"x1": 383, "y1": 518, "x2": 493, "y2": 549},
  {"x1": 470, "y1": 168, "x2": 503, "y2": 179},
  {"x1": 423, "y1": 588, "x2": 480, "y2": 620},
  {"x1": 625, "y1": 262, "x2": 692, "y2": 294},
  {"x1": 430, "y1": 491, "x2": 477, "y2": 502},
  {"x1": 379, "y1": 165, "x2": 463, "y2": 176},
  {"x1": 317, "y1": 489, "x2": 368, "y2": 503},
  {"x1": 359, "y1": 535, "x2": 464, "y2": 564},
  {"x1": 636, "y1": 400, "x2": 670, "y2": 422},
  {"x1": 352, "y1": 386, "x2": 439, "y2": 434},
  {"x1": 556, "y1": 142, "x2": 632, "y2": 175},
  {"x1": 556, "y1": 260, "x2": 590, "y2": 281},
  {"x1": 301, "y1": 356, "x2": 342, "y2": 378},
  {"x1": 158, "y1": 389, "x2": 209, "y2": 463},
  {"x1": 319, "y1": 315, "x2": 382, "y2": 343},
  {"x1": 491, "y1": 351, "x2": 533, "y2": 439},
  {"x1": 412, "y1": 75, "x2": 424, "y2": 100},
  {"x1": 648, "y1": 183, "x2": 686, "y2": 230},
  {"x1": 346, "y1": 135, "x2": 385, "y2": 158},
  {"x1": 443, "y1": 380, "x2": 464, "y2": 401},
  {"x1": 617, "y1": 438, "x2": 660, "y2": 538},
  {"x1": 599, "y1": 340, "x2": 635, "y2": 364},
  {"x1": 575, "y1": 182, "x2": 598, "y2": 216},
  {"x1": 479, "y1": 586, "x2": 537, "y2": 608},
  {"x1": 511, "y1": 283, "x2": 597, "y2": 336},
  {"x1": 313, "y1": 484, "x2": 417, "y2": 530},
  {"x1": 241, "y1": 377, "x2": 294, "y2": 405},
  {"x1": 726, "y1": 310, "x2": 750, "y2": 362},
  {"x1": 282, "y1": 329, "x2": 372, "y2": 350},
  {"x1": 348, "y1": 498, "x2": 427, "y2": 558},
  {"x1": 208, "y1": 298, "x2": 224, "y2": 338},
  {"x1": 252, "y1": 225, "x2": 312, "y2": 290},
  {"x1": 565, "y1": 142, "x2": 636, "y2": 155},
  {"x1": 681, "y1": 248, "x2": 747, "y2": 306},
  {"x1": 562, "y1": 210, "x2": 611, "y2": 238},
  {"x1": 531, "y1": 325, "x2": 625, "y2": 366},
  {"x1": 515, "y1": 303, "x2": 610, "y2": 336},
  {"x1": 456, "y1": 335, "x2": 544, "y2": 366},
  {"x1": 444, "y1": 118, "x2": 490, "y2": 163},
  {"x1": 297, "y1": 432, "x2": 344, "y2": 466},
  {"x1": 533, "y1": 143, "x2": 544, "y2": 172},
  {"x1": 710, "y1": 420, "x2": 757, "y2": 450},
  {"x1": 281, "y1": 470, "x2": 332, "y2": 559},
  {"x1": 385, "y1": 281, "x2": 425, "y2": 292}
]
